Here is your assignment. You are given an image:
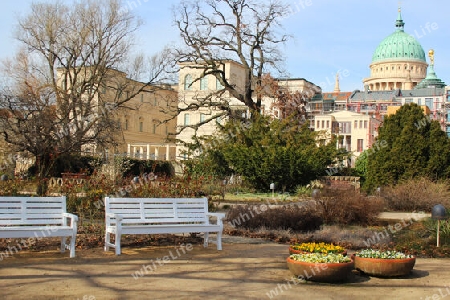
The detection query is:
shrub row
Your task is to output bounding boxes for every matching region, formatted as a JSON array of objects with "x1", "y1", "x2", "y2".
[
  {"x1": 316, "y1": 189, "x2": 385, "y2": 226},
  {"x1": 381, "y1": 177, "x2": 450, "y2": 212},
  {"x1": 225, "y1": 189, "x2": 385, "y2": 231},
  {"x1": 225, "y1": 202, "x2": 323, "y2": 232}
]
